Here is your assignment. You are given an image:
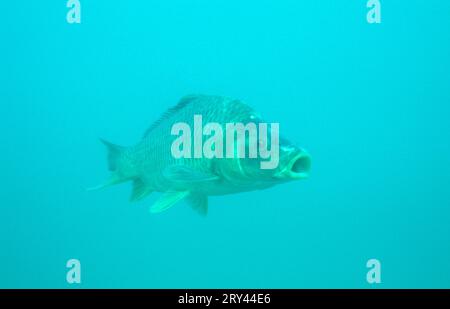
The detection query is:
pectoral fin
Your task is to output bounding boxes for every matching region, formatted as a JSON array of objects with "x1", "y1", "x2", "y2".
[
  {"x1": 162, "y1": 165, "x2": 218, "y2": 184},
  {"x1": 149, "y1": 191, "x2": 190, "y2": 214},
  {"x1": 187, "y1": 194, "x2": 208, "y2": 216}
]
